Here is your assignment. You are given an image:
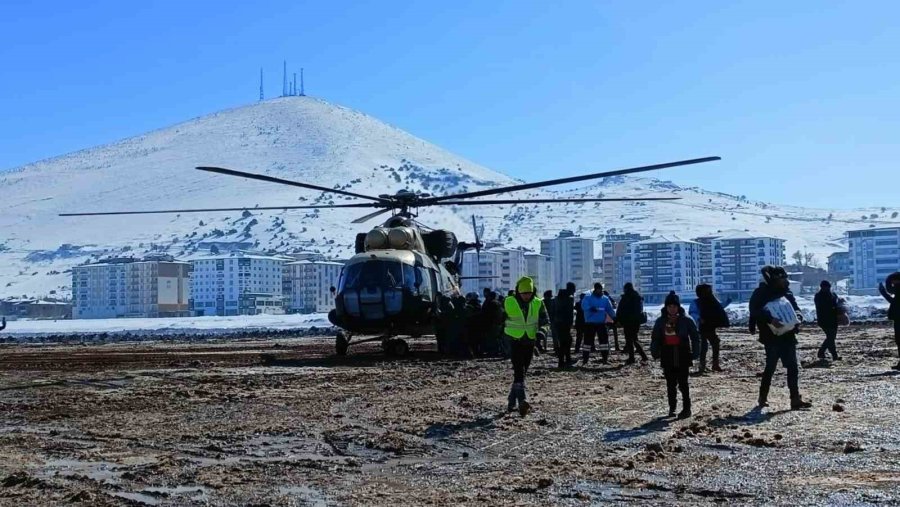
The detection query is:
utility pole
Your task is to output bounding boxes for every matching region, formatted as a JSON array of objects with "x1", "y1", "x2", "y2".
[
  {"x1": 259, "y1": 67, "x2": 264, "y2": 101},
  {"x1": 300, "y1": 68, "x2": 305, "y2": 96},
  {"x1": 293, "y1": 73, "x2": 297, "y2": 96},
  {"x1": 282, "y1": 60, "x2": 287, "y2": 97}
]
